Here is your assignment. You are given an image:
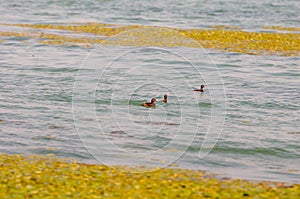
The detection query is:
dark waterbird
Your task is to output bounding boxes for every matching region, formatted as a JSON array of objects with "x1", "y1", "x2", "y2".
[
  {"x1": 141, "y1": 98, "x2": 156, "y2": 107},
  {"x1": 193, "y1": 85, "x2": 205, "y2": 92}
]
